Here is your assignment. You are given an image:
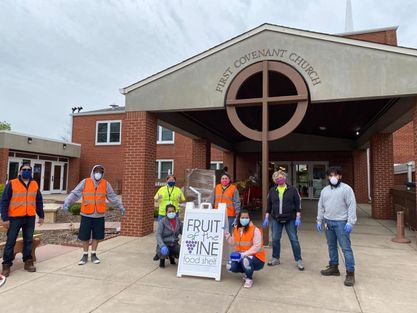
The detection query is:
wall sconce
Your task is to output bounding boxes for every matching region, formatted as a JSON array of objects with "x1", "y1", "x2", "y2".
[
  {"x1": 63, "y1": 143, "x2": 67, "y2": 149},
  {"x1": 27, "y1": 137, "x2": 32, "y2": 144}
]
